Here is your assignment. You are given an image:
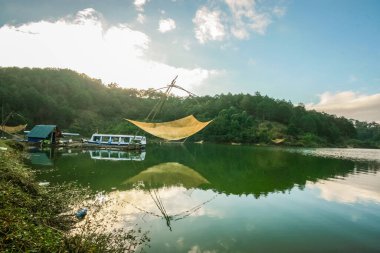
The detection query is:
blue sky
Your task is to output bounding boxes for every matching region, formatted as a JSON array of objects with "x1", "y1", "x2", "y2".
[{"x1": 0, "y1": 0, "x2": 379, "y2": 121}]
